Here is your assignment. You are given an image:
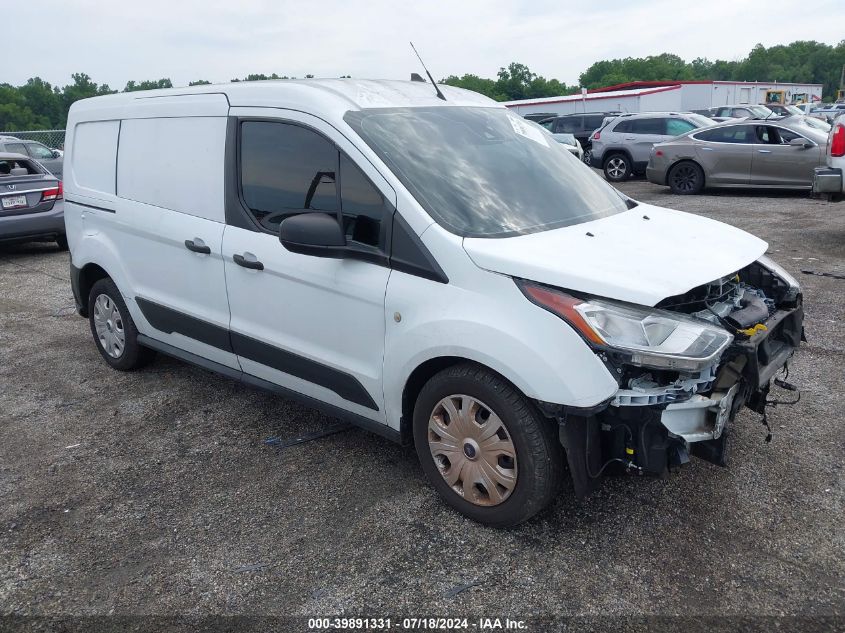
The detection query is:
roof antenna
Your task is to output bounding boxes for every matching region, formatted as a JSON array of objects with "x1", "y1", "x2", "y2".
[{"x1": 410, "y1": 41, "x2": 446, "y2": 101}]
